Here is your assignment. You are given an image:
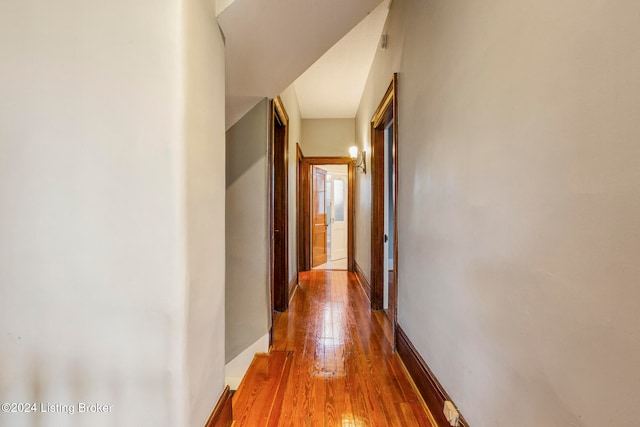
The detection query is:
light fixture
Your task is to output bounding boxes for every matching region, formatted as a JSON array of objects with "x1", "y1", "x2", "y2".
[{"x1": 349, "y1": 145, "x2": 366, "y2": 174}]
